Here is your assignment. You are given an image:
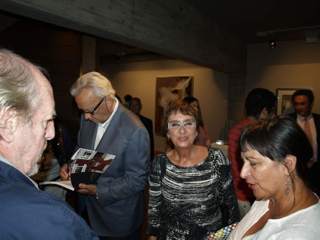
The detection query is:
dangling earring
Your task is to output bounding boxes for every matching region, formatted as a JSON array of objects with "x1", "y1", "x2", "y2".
[{"x1": 285, "y1": 177, "x2": 292, "y2": 196}]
